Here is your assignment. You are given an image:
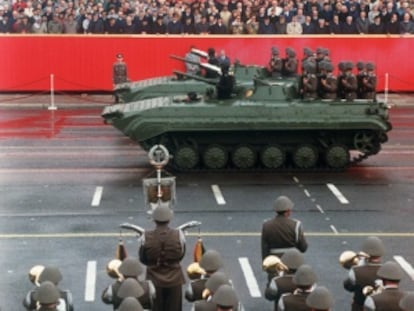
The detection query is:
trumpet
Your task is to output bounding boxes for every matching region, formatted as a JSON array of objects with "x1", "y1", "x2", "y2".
[
  {"x1": 106, "y1": 259, "x2": 124, "y2": 281},
  {"x1": 339, "y1": 251, "x2": 369, "y2": 270},
  {"x1": 363, "y1": 280, "x2": 384, "y2": 296},
  {"x1": 187, "y1": 262, "x2": 206, "y2": 280},
  {"x1": 262, "y1": 255, "x2": 289, "y2": 274}
]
